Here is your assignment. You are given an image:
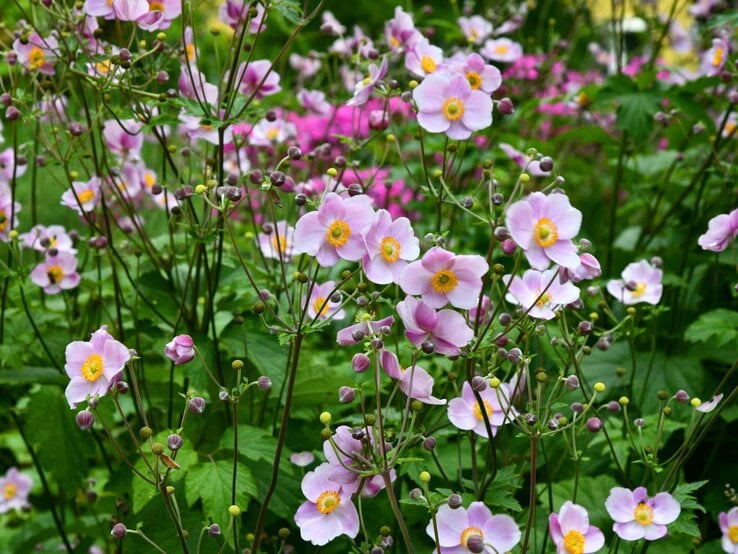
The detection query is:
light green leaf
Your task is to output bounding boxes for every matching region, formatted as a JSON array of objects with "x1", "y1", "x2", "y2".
[{"x1": 185, "y1": 460, "x2": 257, "y2": 519}]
